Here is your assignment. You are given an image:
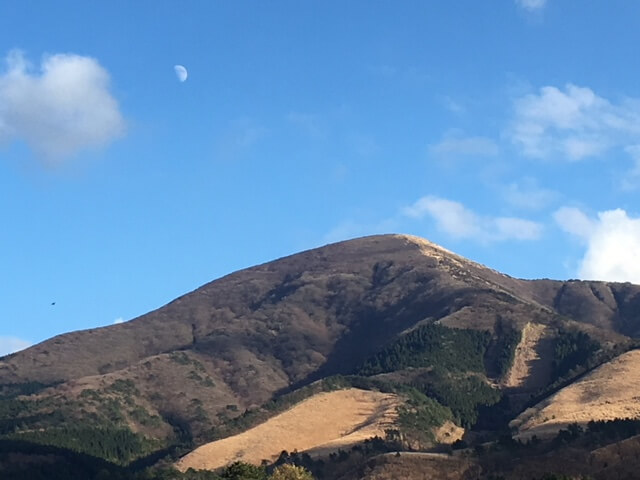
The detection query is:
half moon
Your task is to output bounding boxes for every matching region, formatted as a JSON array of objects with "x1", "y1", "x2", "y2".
[{"x1": 174, "y1": 65, "x2": 188, "y2": 82}]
